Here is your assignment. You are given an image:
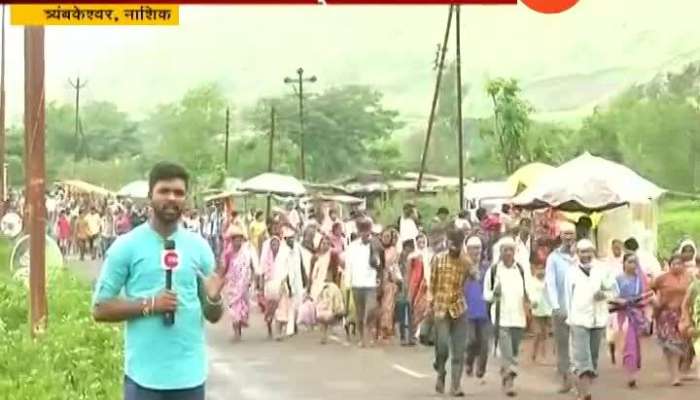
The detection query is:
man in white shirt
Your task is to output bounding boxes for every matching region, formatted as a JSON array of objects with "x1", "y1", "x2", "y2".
[
  {"x1": 85, "y1": 207, "x2": 103, "y2": 260},
  {"x1": 484, "y1": 237, "x2": 535, "y2": 397},
  {"x1": 399, "y1": 203, "x2": 420, "y2": 245},
  {"x1": 565, "y1": 239, "x2": 614, "y2": 400},
  {"x1": 545, "y1": 222, "x2": 578, "y2": 393},
  {"x1": 344, "y1": 219, "x2": 380, "y2": 348}
]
